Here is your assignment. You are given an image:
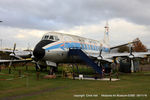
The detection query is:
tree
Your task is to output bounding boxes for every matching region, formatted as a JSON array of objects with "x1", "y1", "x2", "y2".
[
  {"x1": 118, "y1": 45, "x2": 129, "y2": 53},
  {"x1": 132, "y1": 38, "x2": 147, "y2": 52}
]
